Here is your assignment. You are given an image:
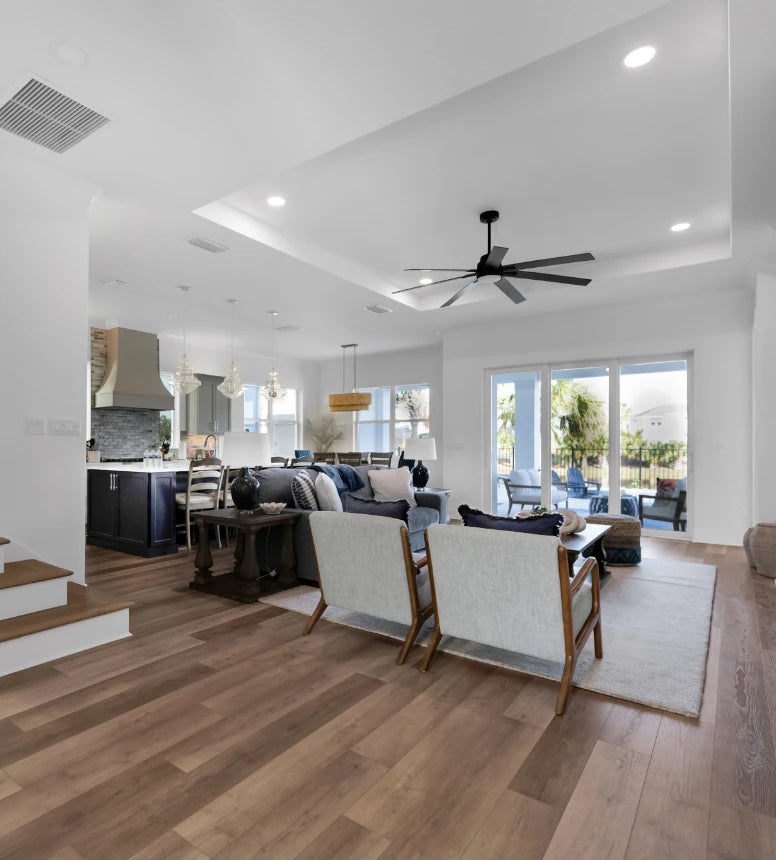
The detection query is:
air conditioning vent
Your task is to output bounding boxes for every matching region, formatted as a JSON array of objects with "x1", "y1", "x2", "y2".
[
  {"x1": 0, "y1": 78, "x2": 109, "y2": 153},
  {"x1": 102, "y1": 279, "x2": 127, "y2": 288},
  {"x1": 364, "y1": 304, "x2": 393, "y2": 314},
  {"x1": 187, "y1": 236, "x2": 229, "y2": 253},
  {"x1": 276, "y1": 325, "x2": 301, "y2": 333}
]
